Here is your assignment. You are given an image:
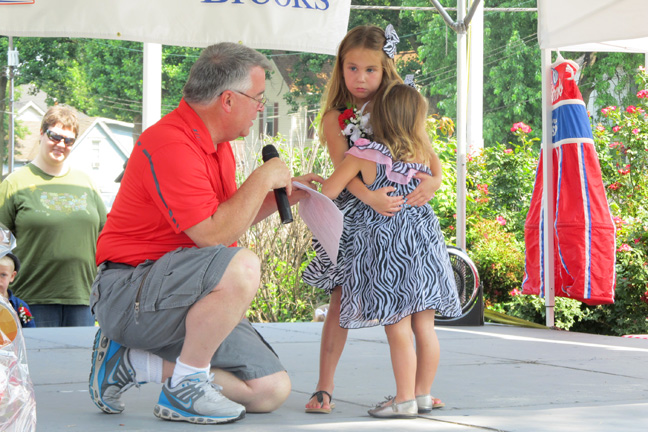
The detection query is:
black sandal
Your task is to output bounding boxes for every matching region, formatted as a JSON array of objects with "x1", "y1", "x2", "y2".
[{"x1": 305, "y1": 390, "x2": 335, "y2": 414}]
